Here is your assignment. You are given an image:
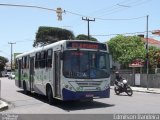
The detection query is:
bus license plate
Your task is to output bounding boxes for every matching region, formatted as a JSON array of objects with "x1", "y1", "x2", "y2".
[{"x1": 85, "y1": 94, "x2": 94, "y2": 97}]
